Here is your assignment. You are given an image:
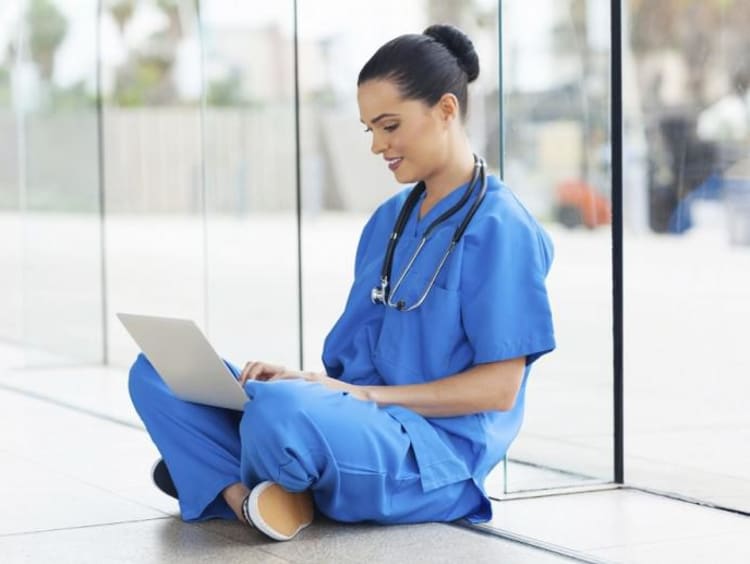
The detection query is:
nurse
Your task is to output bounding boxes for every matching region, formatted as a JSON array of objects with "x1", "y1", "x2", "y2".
[{"x1": 129, "y1": 23, "x2": 555, "y2": 542}]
